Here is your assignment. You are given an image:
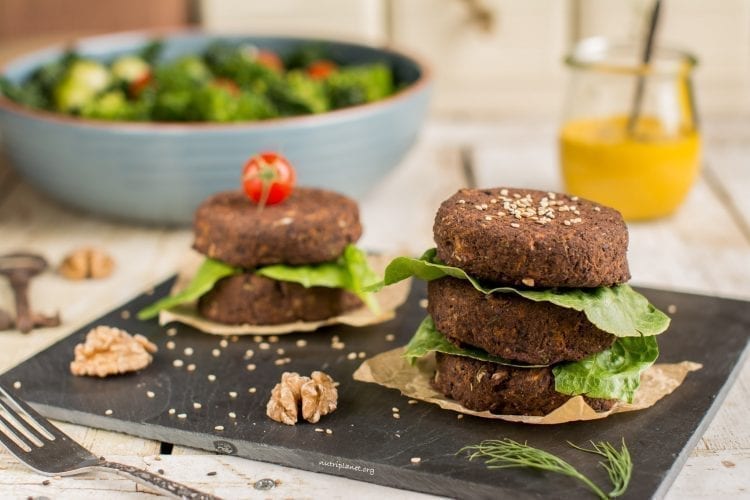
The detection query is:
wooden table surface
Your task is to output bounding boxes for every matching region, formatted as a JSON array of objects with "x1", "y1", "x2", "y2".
[{"x1": 0, "y1": 117, "x2": 749, "y2": 499}]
